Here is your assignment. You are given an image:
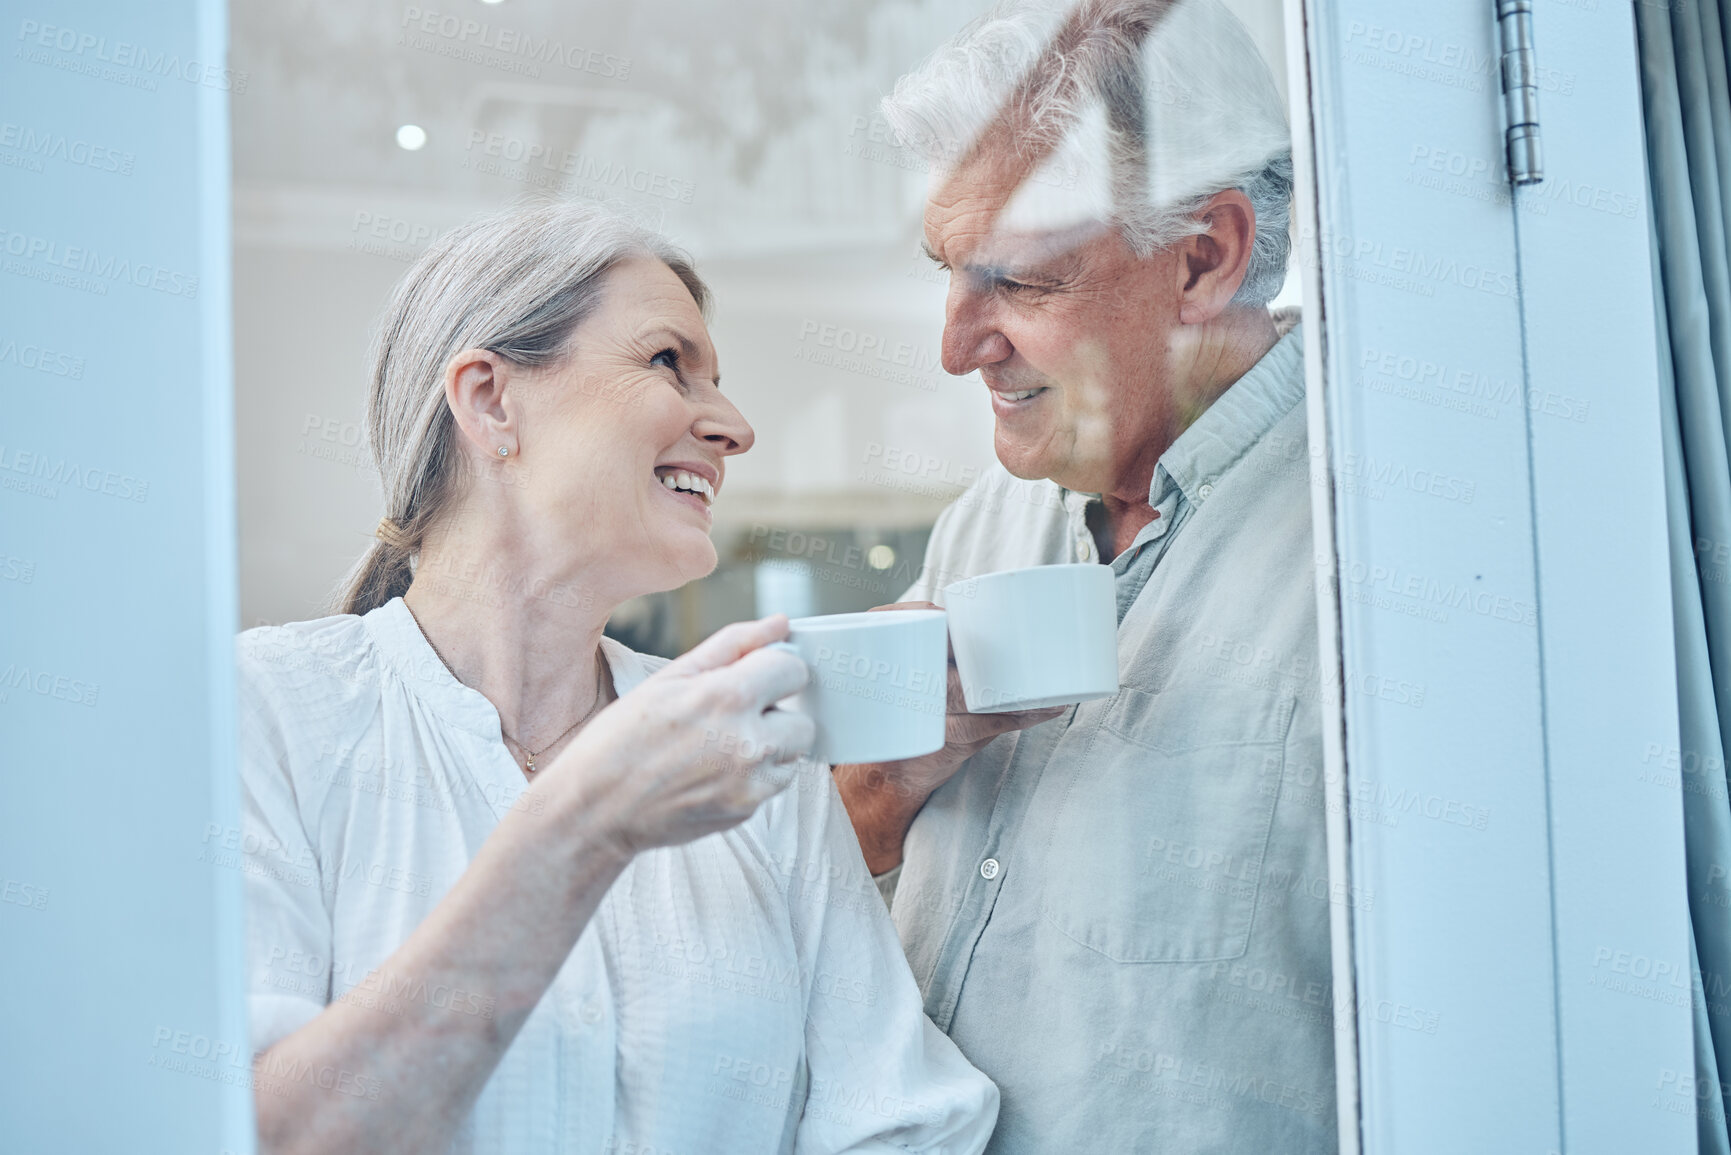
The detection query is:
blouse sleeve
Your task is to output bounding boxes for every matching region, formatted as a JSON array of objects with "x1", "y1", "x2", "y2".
[
  {"x1": 235, "y1": 642, "x2": 333, "y2": 1054},
  {"x1": 775, "y1": 760, "x2": 999, "y2": 1154}
]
